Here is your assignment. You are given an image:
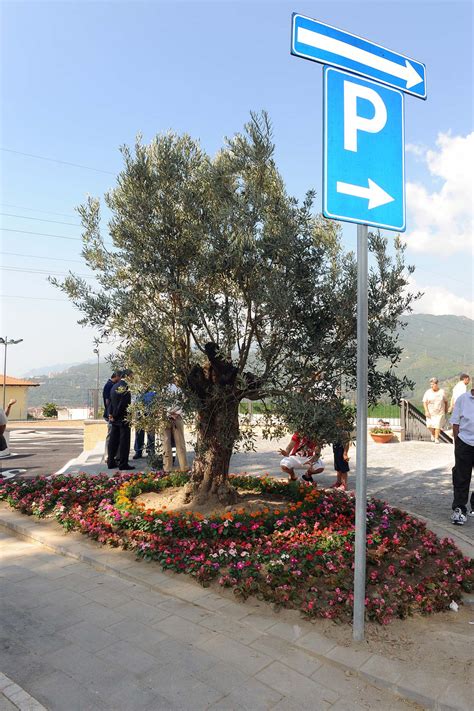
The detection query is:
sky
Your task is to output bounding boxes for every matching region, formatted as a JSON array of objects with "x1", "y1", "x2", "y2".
[{"x1": 1, "y1": 0, "x2": 473, "y2": 376}]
